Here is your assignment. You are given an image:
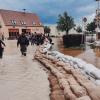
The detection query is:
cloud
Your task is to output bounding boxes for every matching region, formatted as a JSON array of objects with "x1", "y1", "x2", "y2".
[
  {"x1": 76, "y1": 4, "x2": 96, "y2": 14},
  {"x1": 86, "y1": 13, "x2": 95, "y2": 22},
  {"x1": 0, "y1": 0, "x2": 97, "y2": 24}
]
